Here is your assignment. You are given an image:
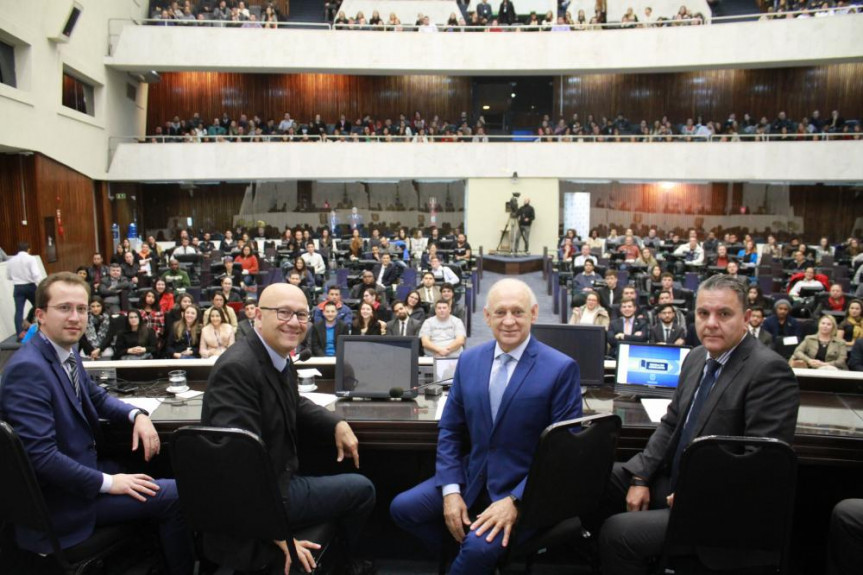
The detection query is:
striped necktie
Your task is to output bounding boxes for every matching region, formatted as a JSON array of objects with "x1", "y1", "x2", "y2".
[{"x1": 64, "y1": 355, "x2": 81, "y2": 400}]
